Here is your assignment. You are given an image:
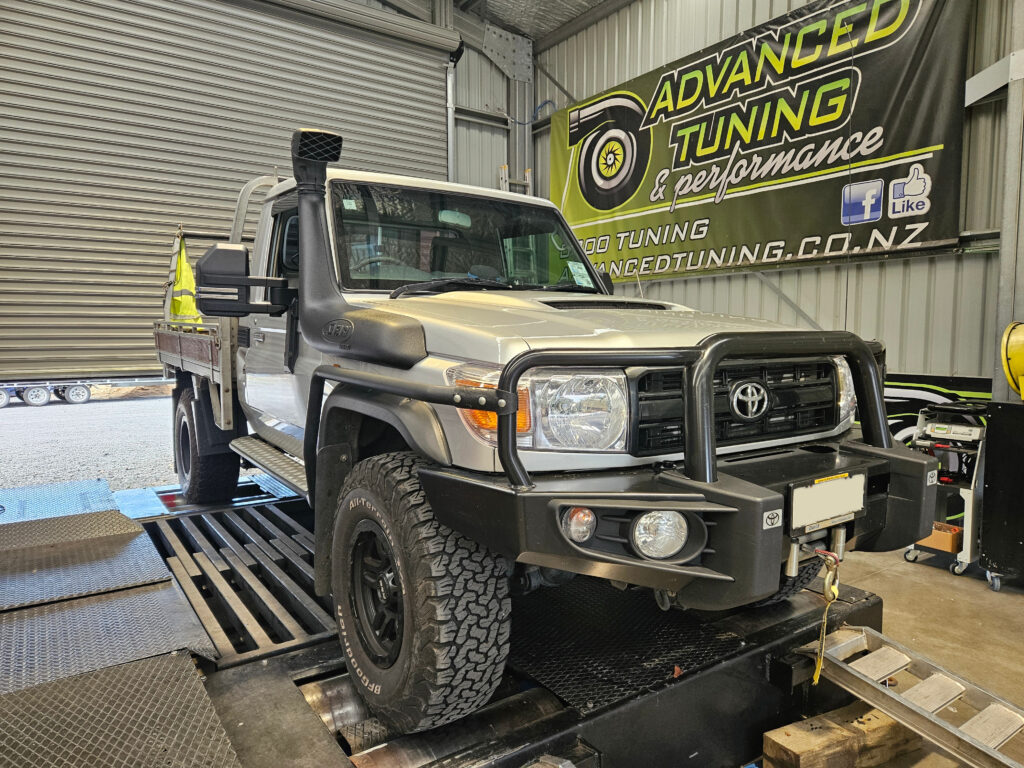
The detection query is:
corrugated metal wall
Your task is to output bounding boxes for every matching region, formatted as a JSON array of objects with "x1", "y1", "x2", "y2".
[
  {"x1": 0, "y1": 0, "x2": 449, "y2": 380},
  {"x1": 534, "y1": 0, "x2": 1012, "y2": 377},
  {"x1": 453, "y1": 47, "x2": 510, "y2": 188}
]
